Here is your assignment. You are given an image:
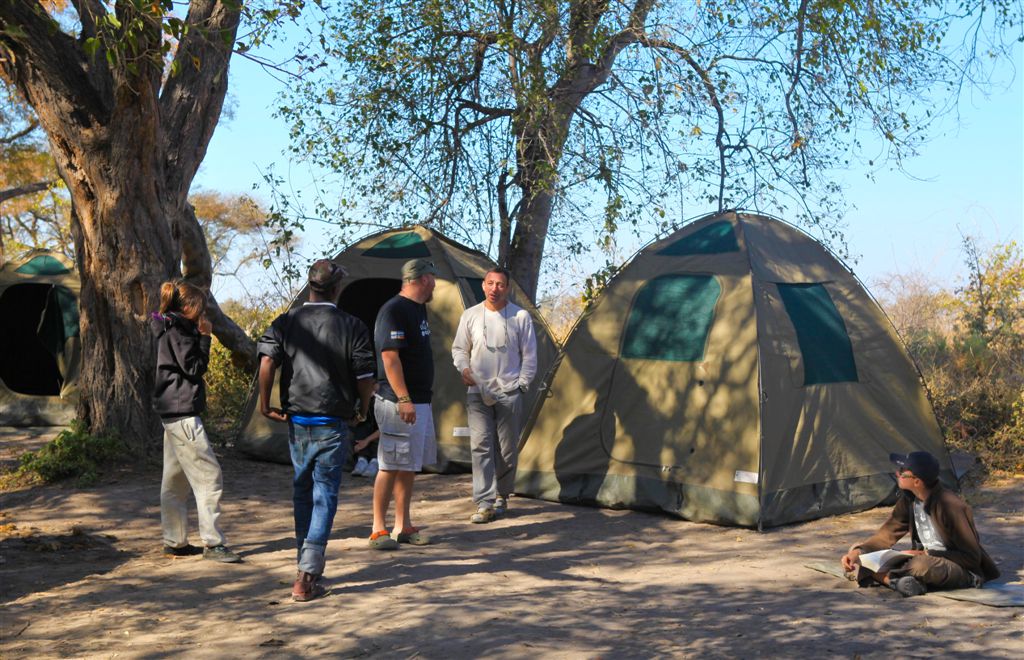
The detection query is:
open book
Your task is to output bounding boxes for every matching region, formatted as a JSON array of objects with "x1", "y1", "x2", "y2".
[{"x1": 859, "y1": 549, "x2": 913, "y2": 573}]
